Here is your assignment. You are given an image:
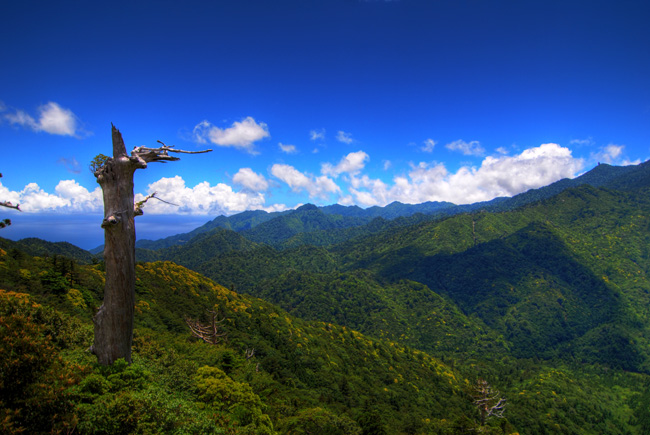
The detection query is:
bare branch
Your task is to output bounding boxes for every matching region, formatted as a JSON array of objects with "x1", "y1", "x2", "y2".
[
  {"x1": 471, "y1": 378, "x2": 506, "y2": 426},
  {"x1": 0, "y1": 174, "x2": 21, "y2": 211},
  {"x1": 0, "y1": 201, "x2": 20, "y2": 211},
  {"x1": 131, "y1": 141, "x2": 212, "y2": 164},
  {"x1": 185, "y1": 309, "x2": 228, "y2": 344},
  {"x1": 134, "y1": 192, "x2": 179, "y2": 216}
]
